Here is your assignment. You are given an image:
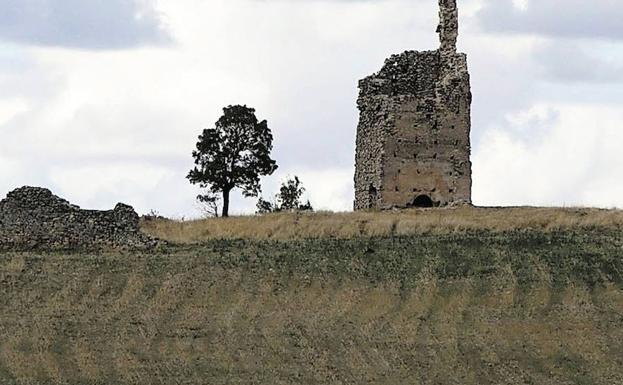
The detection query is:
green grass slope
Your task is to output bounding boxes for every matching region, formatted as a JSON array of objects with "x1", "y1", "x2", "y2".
[{"x1": 1, "y1": 229, "x2": 622, "y2": 384}]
